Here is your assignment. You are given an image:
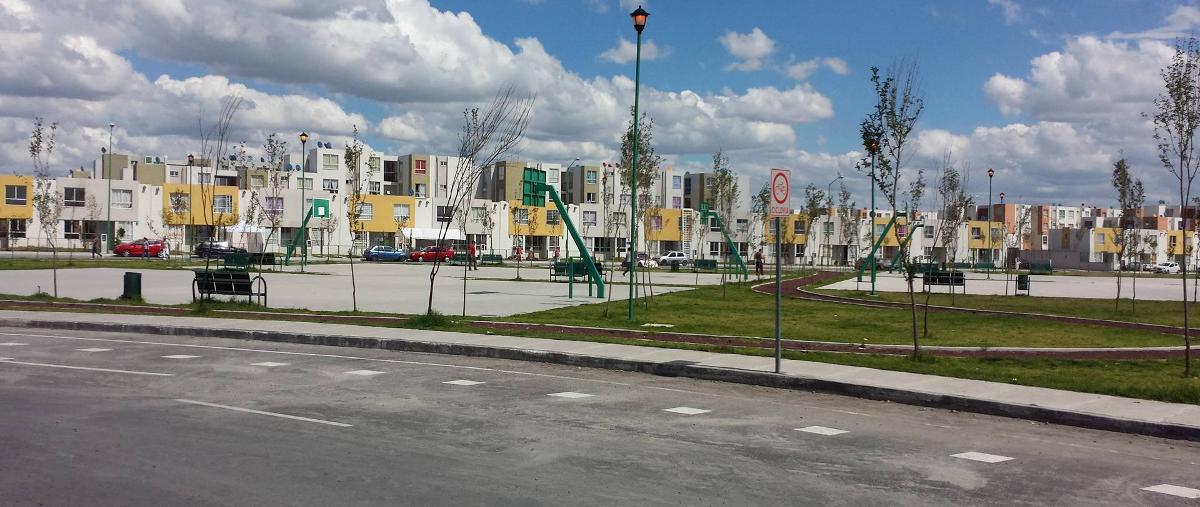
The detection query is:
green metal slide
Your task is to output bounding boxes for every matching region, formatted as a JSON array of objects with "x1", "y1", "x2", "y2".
[
  {"x1": 536, "y1": 183, "x2": 604, "y2": 298},
  {"x1": 282, "y1": 207, "x2": 313, "y2": 266}
]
